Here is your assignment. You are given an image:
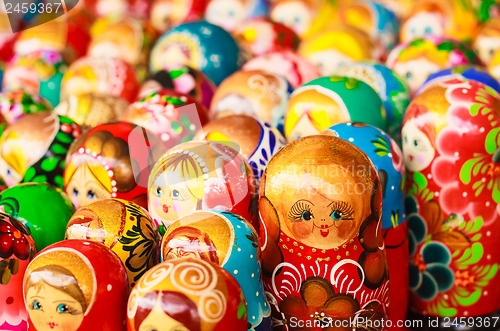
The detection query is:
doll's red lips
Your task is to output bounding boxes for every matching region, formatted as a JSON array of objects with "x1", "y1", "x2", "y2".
[
  {"x1": 48, "y1": 322, "x2": 58, "y2": 329},
  {"x1": 409, "y1": 155, "x2": 414, "y2": 161},
  {"x1": 320, "y1": 229, "x2": 329, "y2": 237},
  {"x1": 162, "y1": 204, "x2": 170, "y2": 213}
]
